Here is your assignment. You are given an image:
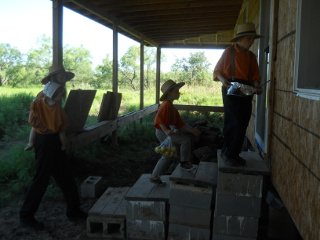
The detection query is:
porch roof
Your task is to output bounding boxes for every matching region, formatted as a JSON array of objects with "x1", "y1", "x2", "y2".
[{"x1": 62, "y1": 0, "x2": 243, "y2": 49}]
